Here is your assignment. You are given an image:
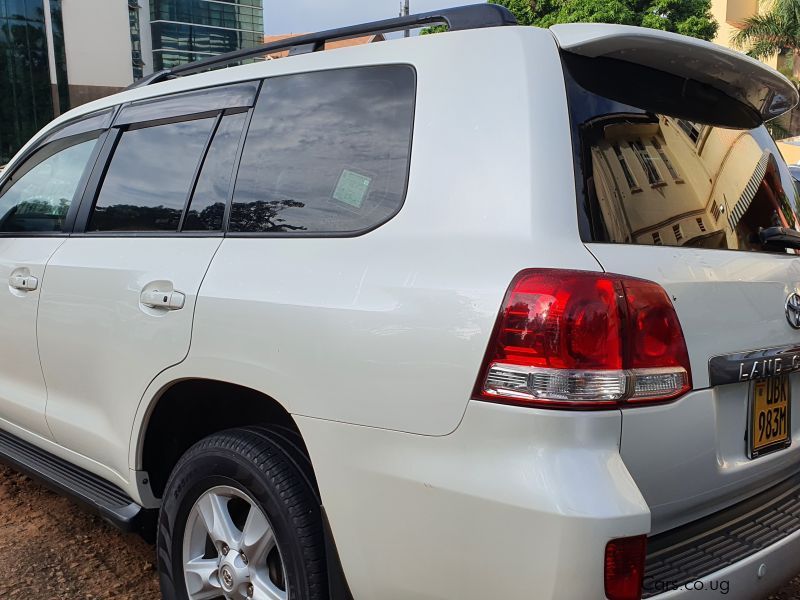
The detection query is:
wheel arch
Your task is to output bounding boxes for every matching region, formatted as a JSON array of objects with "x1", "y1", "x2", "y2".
[
  {"x1": 132, "y1": 374, "x2": 355, "y2": 599},
  {"x1": 134, "y1": 377, "x2": 301, "y2": 500}
]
